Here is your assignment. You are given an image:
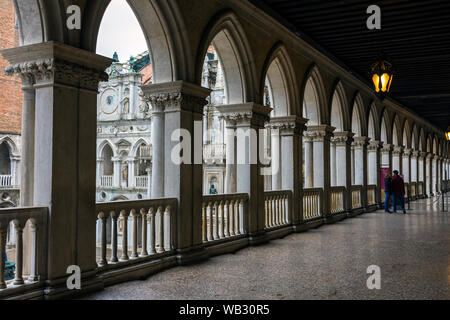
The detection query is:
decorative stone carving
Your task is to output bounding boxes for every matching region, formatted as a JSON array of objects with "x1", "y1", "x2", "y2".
[
  {"x1": 267, "y1": 116, "x2": 307, "y2": 136},
  {"x1": 393, "y1": 146, "x2": 405, "y2": 155},
  {"x1": 367, "y1": 140, "x2": 382, "y2": 151},
  {"x1": 352, "y1": 137, "x2": 370, "y2": 148},
  {"x1": 216, "y1": 103, "x2": 271, "y2": 128}
]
